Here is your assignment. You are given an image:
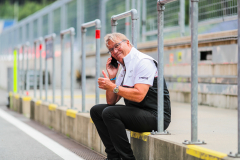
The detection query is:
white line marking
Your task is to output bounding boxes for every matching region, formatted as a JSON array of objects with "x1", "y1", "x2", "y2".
[{"x1": 0, "y1": 108, "x2": 84, "y2": 160}]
